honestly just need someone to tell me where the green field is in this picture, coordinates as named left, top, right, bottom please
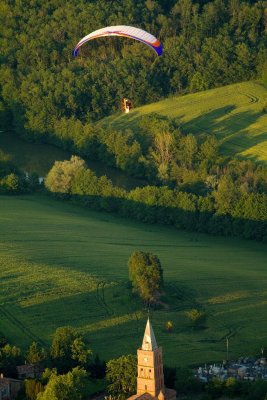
left=100, top=81, right=267, bottom=163
left=0, top=195, right=267, bottom=367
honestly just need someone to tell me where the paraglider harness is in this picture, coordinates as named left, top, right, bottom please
left=121, top=98, right=133, bottom=113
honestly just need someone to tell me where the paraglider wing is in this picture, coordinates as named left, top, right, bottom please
left=74, top=25, right=163, bottom=57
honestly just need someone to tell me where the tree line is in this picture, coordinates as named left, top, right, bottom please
left=0, top=154, right=39, bottom=194
left=44, top=154, right=267, bottom=242
left=1, top=118, right=267, bottom=243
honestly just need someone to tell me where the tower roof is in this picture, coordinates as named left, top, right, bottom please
left=141, top=318, right=158, bottom=351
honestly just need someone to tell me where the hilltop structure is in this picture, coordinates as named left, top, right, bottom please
left=128, top=319, right=176, bottom=400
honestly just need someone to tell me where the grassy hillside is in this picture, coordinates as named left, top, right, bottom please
left=100, top=81, right=267, bottom=163
left=0, top=195, right=267, bottom=366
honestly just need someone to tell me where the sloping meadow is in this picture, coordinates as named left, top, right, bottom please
left=0, top=195, right=267, bottom=365
left=100, top=82, right=267, bottom=163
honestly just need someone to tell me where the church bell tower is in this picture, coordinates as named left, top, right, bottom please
left=127, top=318, right=176, bottom=400
left=137, top=318, right=164, bottom=397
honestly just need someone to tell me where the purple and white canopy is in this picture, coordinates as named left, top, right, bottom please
left=74, top=25, right=163, bottom=57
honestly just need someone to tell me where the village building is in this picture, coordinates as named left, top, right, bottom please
left=0, top=374, right=22, bottom=400
left=128, top=318, right=176, bottom=400
left=16, top=363, right=43, bottom=380
left=196, top=357, right=267, bottom=383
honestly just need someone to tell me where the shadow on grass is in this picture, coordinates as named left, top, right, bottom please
left=10, top=283, right=145, bottom=347
left=163, top=282, right=199, bottom=311
left=182, top=106, right=267, bottom=160
left=65, top=193, right=267, bottom=243
left=13, top=262, right=202, bottom=348
left=101, top=109, right=142, bottom=131
left=105, top=105, right=267, bottom=162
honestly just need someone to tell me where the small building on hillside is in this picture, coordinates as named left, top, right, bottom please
left=0, top=374, right=22, bottom=400
left=127, top=318, right=176, bottom=400
left=16, top=363, right=43, bottom=380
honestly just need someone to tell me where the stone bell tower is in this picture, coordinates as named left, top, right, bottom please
left=128, top=318, right=176, bottom=400
left=137, top=318, right=164, bottom=397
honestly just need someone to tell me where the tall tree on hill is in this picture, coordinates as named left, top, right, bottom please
left=128, top=251, right=163, bottom=303
left=213, top=175, right=239, bottom=215
left=106, top=354, right=137, bottom=399
left=50, top=327, right=92, bottom=373
left=0, top=344, right=22, bottom=377
left=26, top=341, right=47, bottom=364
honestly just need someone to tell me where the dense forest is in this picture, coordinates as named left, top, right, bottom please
left=0, top=0, right=267, bottom=242
left=0, top=0, right=266, bottom=128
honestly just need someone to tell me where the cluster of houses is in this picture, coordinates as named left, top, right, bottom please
left=196, top=357, right=267, bottom=383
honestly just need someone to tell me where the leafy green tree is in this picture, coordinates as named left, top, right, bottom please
left=25, top=379, right=44, bottom=400
left=179, top=134, right=198, bottom=169
left=26, top=342, right=47, bottom=365
left=189, top=72, right=208, bottom=92
left=50, top=327, right=91, bottom=372
left=45, top=156, right=86, bottom=194
left=165, top=321, right=174, bottom=332
left=1, top=173, right=20, bottom=192
left=200, top=136, right=219, bottom=162
left=71, top=338, right=92, bottom=366
left=100, top=129, right=142, bottom=175
left=0, top=343, right=22, bottom=376
left=224, top=376, right=242, bottom=397
left=51, top=327, right=79, bottom=360
left=41, top=368, right=58, bottom=383
left=37, top=368, right=88, bottom=400
left=150, top=131, right=175, bottom=181
left=106, top=355, right=137, bottom=399
left=128, top=251, right=163, bottom=303
left=206, top=377, right=224, bottom=398
left=185, top=308, right=207, bottom=328
left=213, top=175, right=239, bottom=215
